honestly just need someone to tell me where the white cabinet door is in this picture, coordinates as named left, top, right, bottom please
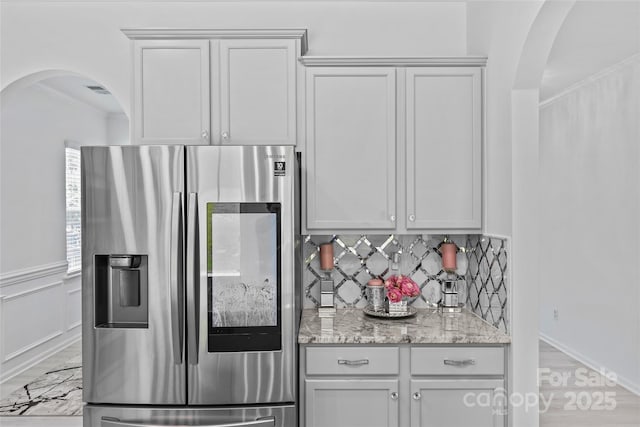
left=305, top=379, right=399, bottom=427
left=133, top=40, right=210, bottom=145
left=305, top=68, right=396, bottom=230
left=405, top=67, right=482, bottom=229
left=410, top=379, right=505, bottom=427
left=218, top=39, right=296, bottom=145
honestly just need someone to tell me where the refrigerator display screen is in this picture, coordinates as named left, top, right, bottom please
left=207, top=202, right=281, bottom=352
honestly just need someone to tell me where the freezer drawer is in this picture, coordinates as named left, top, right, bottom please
left=84, top=405, right=296, bottom=427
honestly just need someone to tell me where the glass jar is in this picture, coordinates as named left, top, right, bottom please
left=366, top=278, right=385, bottom=312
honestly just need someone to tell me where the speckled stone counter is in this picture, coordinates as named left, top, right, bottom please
left=298, top=308, right=511, bottom=344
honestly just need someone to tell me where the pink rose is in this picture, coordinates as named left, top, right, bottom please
left=400, top=281, right=415, bottom=296
left=397, top=277, right=420, bottom=297
left=387, top=287, right=403, bottom=303
left=385, top=275, right=397, bottom=290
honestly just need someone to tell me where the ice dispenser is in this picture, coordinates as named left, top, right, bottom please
left=94, top=255, right=148, bottom=328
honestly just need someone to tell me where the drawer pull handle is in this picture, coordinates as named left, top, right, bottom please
left=337, top=358, right=370, bottom=366
left=444, top=359, right=476, bottom=367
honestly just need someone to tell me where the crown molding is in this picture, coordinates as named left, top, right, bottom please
left=299, top=56, right=487, bottom=67
left=122, top=28, right=308, bottom=55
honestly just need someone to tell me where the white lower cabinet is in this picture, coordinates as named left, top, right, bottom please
left=305, top=379, right=399, bottom=427
left=301, top=345, right=507, bottom=427
left=410, top=379, right=505, bottom=427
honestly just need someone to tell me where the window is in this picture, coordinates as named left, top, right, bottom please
left=65, top=144, right=81, bottom=273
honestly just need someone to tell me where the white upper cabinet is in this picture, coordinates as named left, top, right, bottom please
left=127, top=30, right=306, bottom=146
left=133, top=40, right=211, bottom=145
left=305, top=67, right=397, bottom=230
left=302, top=58, right=484, bottom=233
left=405, top=67, right=482, bottom=229
left=218, top=39, right=297, bottom=145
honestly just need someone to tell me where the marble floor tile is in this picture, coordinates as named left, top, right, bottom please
left=0, top=341, right=81, bottom=400
left=0, top=355, right=82, bottom=416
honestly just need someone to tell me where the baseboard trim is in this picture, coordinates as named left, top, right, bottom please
left=0, top=333, right=81, bottom=385
left=540, top=333, right=640, bottom=396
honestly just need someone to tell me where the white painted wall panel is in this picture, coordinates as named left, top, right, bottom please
left=539, top=56, right=640, bottom=393
left=1, top=281, right=64, bottom=362
left=66, top=284, right=82, bottom=331
left=0, top=266, right=82, bottom=383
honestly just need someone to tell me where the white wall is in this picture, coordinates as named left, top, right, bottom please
left=467, top=3, right=547, bottom=425
left=1, top=83, right=108, bottom=271
left=467, top=0, right=544, bottom=237
left=539, top=56, right=640, bottom=393
left=0, top=82, right=109, bottom=384
left=107, top=112, right=130, bottom=145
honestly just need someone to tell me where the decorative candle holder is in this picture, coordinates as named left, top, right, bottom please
left=441, top=241, right=457, bottom=272
left=318, top=243, right=336, bottom=317
left=366, top=278, right=385, bottom=312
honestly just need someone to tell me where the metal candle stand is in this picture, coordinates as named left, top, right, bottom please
left=318, top=242, right=336, bottom=317
left=439, top=240, right=462, bottom=313
left=440, top=277, right=462, bottom=313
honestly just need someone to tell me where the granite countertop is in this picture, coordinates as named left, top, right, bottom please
left=298, top=308, right=511, bottom=345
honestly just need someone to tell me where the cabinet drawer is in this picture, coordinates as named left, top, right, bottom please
left=306, top=346, right=399, bottom=376
left=411, top=346, right=504, bottom=376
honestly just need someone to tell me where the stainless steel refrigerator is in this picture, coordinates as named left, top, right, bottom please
left=81, top=145, right=300, bottom=427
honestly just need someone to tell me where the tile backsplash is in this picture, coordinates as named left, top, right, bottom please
left=303, top=234, right=509, bottom=334
left=466, top=235, right=509, bottom=333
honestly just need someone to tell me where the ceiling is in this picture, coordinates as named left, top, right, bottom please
left=541, top=0, right=640, bottom=102
left=38, top=75, right=124, bottom=114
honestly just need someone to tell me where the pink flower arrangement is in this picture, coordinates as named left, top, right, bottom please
left=384, top=274, right=421, bottom=303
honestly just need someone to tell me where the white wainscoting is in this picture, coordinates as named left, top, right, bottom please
left=0, top=261, right=81, bottom=384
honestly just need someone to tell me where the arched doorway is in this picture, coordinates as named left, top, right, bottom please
left=0, top=70, right=128, bottom=415
left=512, top=1, right=640, bottom=425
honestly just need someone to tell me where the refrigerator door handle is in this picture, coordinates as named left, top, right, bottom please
left=170, top=192, right=184, bottom=365
left=102, top=416, right=276, bottom=427
left=187, top=192, right=199, bottom=365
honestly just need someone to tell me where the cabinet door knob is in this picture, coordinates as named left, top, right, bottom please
left=201, top=130, right=209, bottom=140
left=221, top=131, right=229, bottom=140
left=390, top=215, right=396, bottom=222
left=390, top=392, right=399, bottom=401
left=412, top=392, right=421, bottom=400
left=408, top=214, right=416, bottom=222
